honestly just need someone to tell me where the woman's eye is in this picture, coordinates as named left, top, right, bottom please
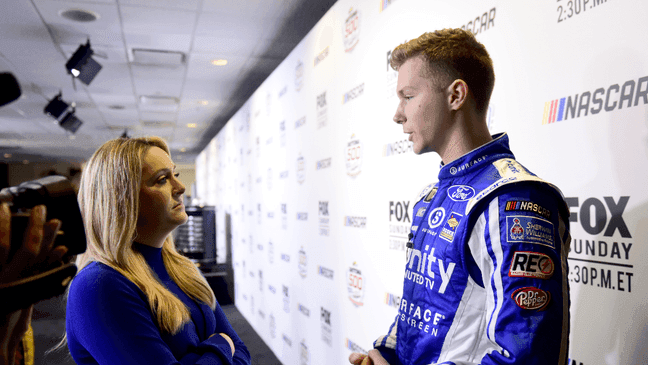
left=174, top=173, right=180, bottom=178
left=157, top=177, right=168, bottom=184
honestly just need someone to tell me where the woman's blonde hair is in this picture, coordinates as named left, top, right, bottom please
left=75, top=136, right=215, bottom=333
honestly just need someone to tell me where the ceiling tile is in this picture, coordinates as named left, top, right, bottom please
left=33, top=1, right=124, bottom=48
left=120, top=6, right=196, bottom=34
left=192, top=35, right=257, bottom=56
left=185, top=53, right=247, bottom=82
left=201, top=0, right=283, bottom=18
left=119, top=0, right=200, bottom=11
left=195, top=11, right=273, bottom=40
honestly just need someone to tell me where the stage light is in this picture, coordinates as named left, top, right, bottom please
left=43, top=93, right=83, bottom=134
left=65, top=40, right=102, bottom=85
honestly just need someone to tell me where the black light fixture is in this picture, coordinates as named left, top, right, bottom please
left=65, top=40, right=102, bottom=85
left=44, top=93, right=83, bottom=134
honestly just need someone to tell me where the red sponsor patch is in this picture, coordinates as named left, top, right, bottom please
left=509, top=251, right=554, bottom=279
left=512, top=287, right=551, bottom=311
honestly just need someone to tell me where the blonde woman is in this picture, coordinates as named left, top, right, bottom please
left=65, top=137, right=250, bottom=364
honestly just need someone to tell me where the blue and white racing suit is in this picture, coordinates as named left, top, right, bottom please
left=374, top=133, right=571, bottom=365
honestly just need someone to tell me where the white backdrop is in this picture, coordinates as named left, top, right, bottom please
left=195, top=1, right=648, bottom=364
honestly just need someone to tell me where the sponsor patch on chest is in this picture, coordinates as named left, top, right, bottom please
left=447, top=185, right=475, bottom=202
left=509, top=251, right=554, bottom=279
left=506, top=216, right=555, bottom=249
left=439, top=212, right=463, bottom=243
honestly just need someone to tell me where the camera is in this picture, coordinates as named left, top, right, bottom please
left=0, top=175, right=86, bottom=312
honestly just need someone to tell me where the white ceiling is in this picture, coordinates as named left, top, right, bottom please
left=0, top=0, right=335, bottom=164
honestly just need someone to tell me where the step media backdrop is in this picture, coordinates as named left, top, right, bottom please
left=194, top=1, right=648, bottom=364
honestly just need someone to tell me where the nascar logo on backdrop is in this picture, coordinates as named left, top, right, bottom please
left=347, top=262, right=365, bottom=307
left=343, top=7, right=360, bottom=52
left=542, top=75, right=648, bottom=125
left=345, top=134, right=363, bottom=176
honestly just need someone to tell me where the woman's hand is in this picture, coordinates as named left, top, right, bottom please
left=219, top=333, right=235, bottom=356
left=209, top=332, right=235, bottom=357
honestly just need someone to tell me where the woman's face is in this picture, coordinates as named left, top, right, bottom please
left=137, top=146, right=188, bottom=236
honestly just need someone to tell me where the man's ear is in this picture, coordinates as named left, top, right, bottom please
left=448, top=79, right=469, bottom=111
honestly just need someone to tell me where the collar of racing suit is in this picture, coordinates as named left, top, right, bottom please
left=438, top=132, right=513, bottom=180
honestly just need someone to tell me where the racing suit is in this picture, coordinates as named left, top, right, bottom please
left=374, top=133, right=571, bottom=365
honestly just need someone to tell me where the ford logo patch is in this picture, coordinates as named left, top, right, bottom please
left=447, top=185, right=476, bottom=202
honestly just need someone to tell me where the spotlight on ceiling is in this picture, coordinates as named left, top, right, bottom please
left=43, top=93, right=83, bottom=134
left=65, top=40, right=102, bottom=85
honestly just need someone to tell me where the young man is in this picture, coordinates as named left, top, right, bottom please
left=349, top=29, right=571, bottom=365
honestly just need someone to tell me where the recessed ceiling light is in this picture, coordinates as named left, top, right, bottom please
left=211, top=59, right=228, bottom=66
left=22, top=160, right=29, bottom=165
left=198, top=100, right=209, bottom=105
left=187, top=123, right=197, bottom=128
left=59, top=9, right=99, bottom=22
left=180, top=148, right=187, bottom=152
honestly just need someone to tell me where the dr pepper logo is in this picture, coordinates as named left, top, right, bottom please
left=512, top=287, right=550, bottom=311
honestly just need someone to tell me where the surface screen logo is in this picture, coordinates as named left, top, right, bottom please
left=542, top=75, right=648, bottom=125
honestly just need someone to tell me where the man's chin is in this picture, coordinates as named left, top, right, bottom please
left=414, top=145, right=434, bottom=155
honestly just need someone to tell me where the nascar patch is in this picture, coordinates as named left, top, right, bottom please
left=439, top=212, right=463, bottom=243
left=505, top=200, right=551, bottom=220
left=506, top=215, right=555, bottom=249
left=512, top=287, right=551, bottom=311
left=509, top=251, right=554, bottom=279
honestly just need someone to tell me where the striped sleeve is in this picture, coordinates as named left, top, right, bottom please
left=460, top=186, right=570, bottom=365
